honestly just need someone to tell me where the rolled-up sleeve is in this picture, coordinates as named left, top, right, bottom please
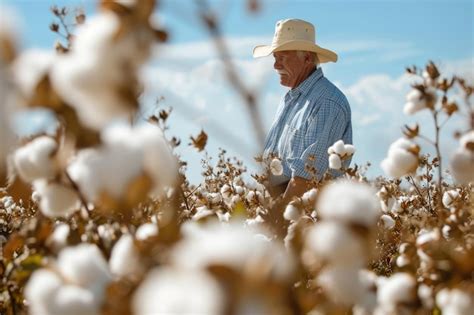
left=287, top=99, right=348, bottom=180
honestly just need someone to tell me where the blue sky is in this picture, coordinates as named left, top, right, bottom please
left=2, top=0, right=473, bottom=183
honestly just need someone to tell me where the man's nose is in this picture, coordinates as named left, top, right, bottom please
left=274, top=60, right=281, bottom=70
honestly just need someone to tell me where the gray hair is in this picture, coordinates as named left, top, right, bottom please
left=296, top=51, right=320, bottom=67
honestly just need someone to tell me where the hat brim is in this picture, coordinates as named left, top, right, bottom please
left=252, top=40, right=338, bottom=63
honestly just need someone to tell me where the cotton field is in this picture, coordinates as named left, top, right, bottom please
left=0, top=1, right=473, bottom=315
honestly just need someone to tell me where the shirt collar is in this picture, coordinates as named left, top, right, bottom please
left=287, top=67, right=324, bottom=100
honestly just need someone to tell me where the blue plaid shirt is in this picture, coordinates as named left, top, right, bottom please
left=264, top=67, right=352, bottom=184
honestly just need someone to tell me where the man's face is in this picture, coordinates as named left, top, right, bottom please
left=273, top=51, right=308, bottom=88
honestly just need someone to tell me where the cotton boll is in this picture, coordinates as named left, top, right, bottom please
left=283, top=204, right=301, bottom=221
left=135, top=223, right=158, bottom=241
left=332, top=140, right=346, bottom=155
left=51, top=285, right=100, bottom=315
left=25, top=269, right=62, bottom=315
left=47, top=223, right=70, bottom=251
left=57, top=244, right=111, bottom=300
left=436, top=288, right=473, bottom=315
left=418, top=284, right=434, bottom=309
left=377, top=273, right=416, bottom=313
left=380, top=214, right=395, bottom=230
left=12, top=49, right=55, bottom=100
left=109, top=234, right=144, bottom=279
left=33, top=180, right=80, bottom=218
left=270, top=158, right=283, bottom=176
left=301, top=188, right=317, bottom=205
left=416, top=229, right=440, bottom=247
left=13, top=136, right=58, bottom=182
left=344, top=144, right=356, bottom=156
left=442, top=189, right=460, bottom=208
left=220, top=184, right=232, bottom=199
left=318, top=265, right=363, bottom=305
left=246, top=215, right=264, bottom=226
left=172, top=221, right=294, bottom=281
left=67, top=145, right=143, bottom=203
left=317, top=180, right=380, bottom=227
left=381, top=138, right=419, bottom=178
left=403, top=89, right=427, bottom=115
left=449, top=148, right=474, bottom=184
left=328, top=153, right=342, bottom=170
left=305, top=221, right=366, bottom=265
left=132, top=267, right=224, bottom=315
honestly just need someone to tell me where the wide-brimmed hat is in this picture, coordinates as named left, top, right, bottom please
left=253, top=18, right=338, bottom=63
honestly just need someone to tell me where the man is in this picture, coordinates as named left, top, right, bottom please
left=253, top=18, right=352, bottom=202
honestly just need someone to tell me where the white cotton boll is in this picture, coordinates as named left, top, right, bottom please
left=317, top=180, right=380, bottom=227
left=109, top=234, right=144, bottom=278
left=135, top=223, right=158, bottom=241
left=13, top=136, right=58, bottom=182
left=318, top=265, right=363, bottom=305
left=270, top=158, right=283, bottom=176
left=50, top=12, right=151, bottom=130
left=132, top=267, right=224, bottom=315
left=381, top=138, right=419, bottom=178
left=396, top=254, right=410, bottom=268
left=327, top=145, right=335, bottom=155
left=67, top=145, right=143, bottom=203
left=442, top=225, right=451, bottom=239
left=449, top=149, right=474, bottom=184
left=220, top=184, right=232, bottom=199
left=47, top=223, right=70, bottom=251
left=377, top=273, right=416, bottom=312
left=380, top=214, right=395, bottom=229
left=57, top=244, right=111, bottom=300
left=344, top=144, right=356, bottom=156
left=416, top=229, right=440, bottom=246
left=301, top=188, right=318, bottom=205
left=234, top=186, right=244, bottom=195
left=328, top=153, right=342, bottom=170
left=246, top=214, right=264, bottom=226
left=404, top=89, right=425, bottom=115
left=332, top=140, right=346, bottom=155
left=192, top=206, right=214, bottom=221
left=305, top=221, right=366, bottom=266
left=51, top=285, right=100, bottom=315
left=283, top=204, right=301, bottom=221
left=418, top=284, right=434, bottom=309
left=172, top=221, right=294, bottom=281
left=12, top=49, right=55, bottom=100
left=132, top=124, right=178, bottom=190
left=355, top=270, right=378, bottom=314
left=246, top=190, right=256, bottom=203
left=33, top=180, right=80, bottom=218
left=102, top=124, right=177, bottom=193
left=25, top=269, right=62, bottom=315
left=436, top=288, right=473, bottom=315
left=442, top=189, right=460, bottom=208
left=216, top=211, right=231, bottom=222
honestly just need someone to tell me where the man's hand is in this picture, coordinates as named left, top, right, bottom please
left=282, top=176, right=312, bottom=203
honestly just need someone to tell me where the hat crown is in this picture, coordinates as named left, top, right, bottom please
left=273, top=19, right=315, bottom=47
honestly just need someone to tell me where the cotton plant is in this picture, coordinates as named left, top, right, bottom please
left=25, top=244, right=111, bottom=315
left=302, top=179, right=382, bottom=312
left=449, top=130, right=474, bottom=184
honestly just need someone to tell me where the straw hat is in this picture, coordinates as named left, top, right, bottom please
left=253, top=18, right=338, bottom=63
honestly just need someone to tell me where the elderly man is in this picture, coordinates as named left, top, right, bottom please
left=253, top=18, right=352, bottom=201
